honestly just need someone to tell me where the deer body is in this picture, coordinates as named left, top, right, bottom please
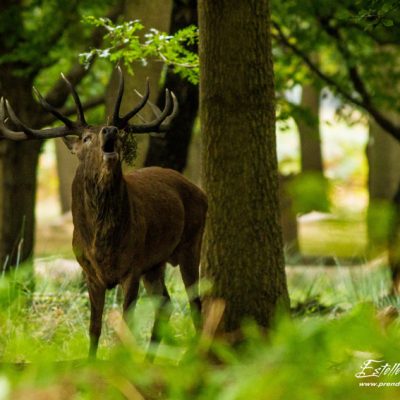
left=73, top=163, right=207, bottom=356
left=0, top=68, right=207, bottom=358
left=72, top=165, right=207, bottom=288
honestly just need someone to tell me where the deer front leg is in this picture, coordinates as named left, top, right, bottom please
left=87, top=281, right=106, bottom=359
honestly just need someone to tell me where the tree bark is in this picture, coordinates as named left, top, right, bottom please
left=199, top=0, right=290, bottom=332
left=0, top=72, right=42, bottom=267
left=0, top=141, right=42, bottom=267
left=144, top=0, right=198, bottom=172
left=0, top=0, right=42, bottom=268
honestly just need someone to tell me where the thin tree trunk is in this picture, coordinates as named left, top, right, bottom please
left=185, top=131, right=202, bottom=185
left=199, top=0, right=290, bottom=332
left=279, top=174, right=299, bottom=255
left=293, top=84, right=329, bottom=212
left=55, top=139, right=79, bottom=213
left=144, top=0, right=198, bottom=172
left=296, top=84, right=324, bottom=173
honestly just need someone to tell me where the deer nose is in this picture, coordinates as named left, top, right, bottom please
left=100, top=126, right=118, bottom=139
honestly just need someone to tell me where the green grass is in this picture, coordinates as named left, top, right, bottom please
left=0, top=260, right=398, bottom=398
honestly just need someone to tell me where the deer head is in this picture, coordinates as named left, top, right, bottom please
left=0, top=67, right=178, bottom=176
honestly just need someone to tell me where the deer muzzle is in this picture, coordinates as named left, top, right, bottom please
left=100, top=126, right=118, bottom=161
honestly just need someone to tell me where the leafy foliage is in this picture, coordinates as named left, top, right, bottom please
left=80, top=16, right=303, bottom=121
left=0, top=0, right=115, bottom=75
left=81, top=17, right=199, bottom=84
left=271, top=0, right=400, bottom=117
left=119, top=130, right=138, bottom=166
left=82, top=2, right=400, bottom=125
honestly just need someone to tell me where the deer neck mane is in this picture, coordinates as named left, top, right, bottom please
left=74, top=163, right=130, bottom=250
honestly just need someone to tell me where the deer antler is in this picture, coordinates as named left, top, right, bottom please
left=0, top=76, right=88, bottom=141
left=111, top=66, right=178, bottom=136
left=0, top=98, right=31, bottom=141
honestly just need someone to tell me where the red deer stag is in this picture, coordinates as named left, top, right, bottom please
left=0, top=67, right=207, bottom=358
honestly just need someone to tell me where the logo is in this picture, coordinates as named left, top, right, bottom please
left=355, top=359, right=400, bottom=379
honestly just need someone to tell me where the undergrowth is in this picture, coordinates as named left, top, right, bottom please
left=0, top=261, right=398, bottom=399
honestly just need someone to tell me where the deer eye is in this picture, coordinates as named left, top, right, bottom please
left=83, top=135, right=92, bottom=144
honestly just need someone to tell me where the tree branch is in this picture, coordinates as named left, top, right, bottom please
left=272, top=21, right=400, bottom=142
left=38, top=0, right=123, bottom=117
left=29, top=6, right=80, bottom=75
left=40, top=95, right=104, bottom=126
left=318, top=17, right=400, bottom=142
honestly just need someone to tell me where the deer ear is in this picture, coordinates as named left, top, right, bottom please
left=62, top=136, right=80, bottom=154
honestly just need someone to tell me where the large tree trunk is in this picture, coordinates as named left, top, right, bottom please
left=144, top=0, right=198, bottom=173
left=0, top=2, right=40, bottom=268
left=199, top=0, right=290, bottom=332
left=0, top=141, right=41, bottom=267
left=367, top=116, right=400, bottom=254
left=0, top=74, right=41, bottom=268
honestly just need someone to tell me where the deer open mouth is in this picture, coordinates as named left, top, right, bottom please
left=102, top=136, right=118, bottom=160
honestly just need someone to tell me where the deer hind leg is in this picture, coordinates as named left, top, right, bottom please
left=121, top=274, right=140, bottom=320
left=178, top=235, right=202, bottom=328
left=142, top=263, right=171, bottom=359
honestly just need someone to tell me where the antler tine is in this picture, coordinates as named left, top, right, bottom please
left=0, top=98, right=29, bottom=141
left=33, top=86, right=75, bottom=128
left=124, top=89, right=178, bottom=134
left=134, top=90, right=179, bottom=133
left=112, top=68, right=151, bottom=128
left=119, top=77, right=150, bottom=125
left=112, top=66, right=125, bottom=127
left=134, top=87, right=160, bottom=117
left=158, top=91, right=179, bottom=130
left=61, top=73, right=87, bottom=126
left=4, top=99, right=75, bottom=140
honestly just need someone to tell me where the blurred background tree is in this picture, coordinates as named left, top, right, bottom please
left=0, top=0, right=123, bottom=269
left=272, top=0, right=400, bottom=259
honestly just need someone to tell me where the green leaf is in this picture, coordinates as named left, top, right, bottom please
left=383, top=18, right=394, bottom=27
